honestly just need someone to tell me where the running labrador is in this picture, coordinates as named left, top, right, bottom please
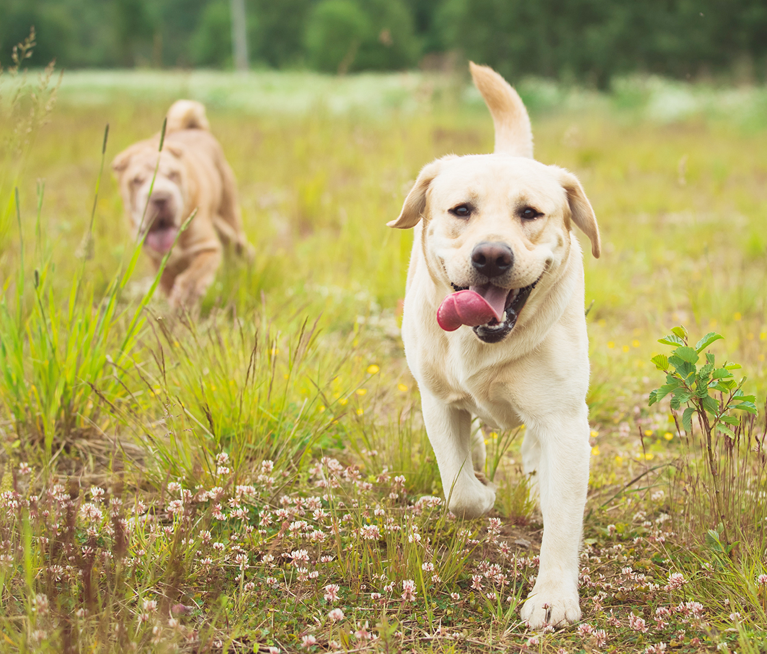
left=389, top=63, right=601, bottom=629
left=112, top=100, right=252, bottom=308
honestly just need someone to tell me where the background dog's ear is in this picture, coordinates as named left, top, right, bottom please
left=388, top=156, right=455, bottom=229
left=556, top=167, right=601, bottom=258
left=164, top=142, right=185, bottom=158
left=111, top=148, right=134, bottom=174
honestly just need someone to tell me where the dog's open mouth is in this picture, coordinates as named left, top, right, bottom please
left=437, top=277, right=541, bottom=343
left=144, top=218, right=179, bottom=254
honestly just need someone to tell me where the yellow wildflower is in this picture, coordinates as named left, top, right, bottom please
left=367, top=364, right=380, bottom=375
left=397, top=383, right=408, bottom=392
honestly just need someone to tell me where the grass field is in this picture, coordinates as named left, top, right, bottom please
left=1, top=65, right=766, bottom=653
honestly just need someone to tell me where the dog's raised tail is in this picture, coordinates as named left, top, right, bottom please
left=165, top=99, right=210, bottom=133
left=469, top=62, right=533, bottom=158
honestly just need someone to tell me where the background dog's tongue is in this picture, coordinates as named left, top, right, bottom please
left=145, top=227, right=179, bottom=254
left=437, top=287, right=507, bottom=331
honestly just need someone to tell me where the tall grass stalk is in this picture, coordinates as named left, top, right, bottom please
left=0, top=121, right=193, bottom=464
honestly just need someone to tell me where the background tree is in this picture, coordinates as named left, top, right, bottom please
left=1, top=0, right=766, bottom=81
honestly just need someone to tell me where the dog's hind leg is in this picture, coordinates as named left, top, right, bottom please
left=421, top=391, right=496, bottom=519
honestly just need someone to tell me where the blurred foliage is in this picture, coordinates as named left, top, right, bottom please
left=305, top=0, right=417, bottom=73
left=1, top=0, right=767, bottom=80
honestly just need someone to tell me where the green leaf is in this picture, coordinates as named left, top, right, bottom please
left=674, top=346, right=699, bottom=364
left=725, top=363, right=742, bottom=370
left=651, top=354, right=669, bottom=371
left=671, top=326, right=688, bottom=339
left=698, top=361, right=714, bottom=379
left=705, top=529, right=721, bottom=547
left=651, top=382, right=681, bottom=404
left=658, top=334, right=685, bottom=347
left=701, top=394, right=719, bottom=415
left=720, top=415, right=739, bottom=426
left=711, top=368, right=732, bottom=379
left=734, top=401, right=757, bottom=415
left=710, top=379, right=737, bottom=393
left=682, top=407, right=695, bottom=432
left=716, top=424, right=736, bottom=438
left=669, top=357, right=695, bottom=379
left=695, top=332, right=723, bottom=353
left=671, top=389, right=693, bottom=403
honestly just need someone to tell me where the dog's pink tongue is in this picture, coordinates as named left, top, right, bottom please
left=436, top=286, right=508, bottom=332
left=145, top=227, right=179, bottom=254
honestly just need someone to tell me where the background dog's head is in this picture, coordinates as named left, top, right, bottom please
left=112, top=141, right=189, bottom=257
left=389, top=63, right=600, bottom=343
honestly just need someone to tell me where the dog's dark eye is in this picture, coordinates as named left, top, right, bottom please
left=520, top=206, right=543, bottom=220
left=168, top=171, right=181, bottom=182
left=131, top=176, right=144, bottom=186
left=449, top=204, right=472, bottom=219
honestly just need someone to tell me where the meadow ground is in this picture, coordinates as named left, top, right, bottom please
left=0, top=65, right=766, bottom=652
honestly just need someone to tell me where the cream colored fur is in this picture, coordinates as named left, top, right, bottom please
left=112, top=100, right=252, bottom=308
left=390, top=63, right=601, bottom=629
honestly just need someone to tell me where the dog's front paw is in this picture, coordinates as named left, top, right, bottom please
left=447, top=476, right=496, bottom=519
left=169, top=281, right=203, bottom=310
left=520, top=584, right=580, bottom=629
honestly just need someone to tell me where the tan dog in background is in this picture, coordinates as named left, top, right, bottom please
left=390, top=63, right=601, bottom=628
left=112, top=100, right=252, bottom=308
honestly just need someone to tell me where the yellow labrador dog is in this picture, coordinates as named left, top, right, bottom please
left=112, top=100, right=252, bottom=308
left=389, top=63, right=600, bottom=629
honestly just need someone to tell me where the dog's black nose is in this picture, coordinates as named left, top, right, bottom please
left=471, top=242, right=513, bottom=277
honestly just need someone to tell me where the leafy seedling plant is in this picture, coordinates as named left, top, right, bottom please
left=648, top=326, right=757, bottom=556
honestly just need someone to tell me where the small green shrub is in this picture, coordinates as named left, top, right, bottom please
left=649, top=325, right=758, bottom=552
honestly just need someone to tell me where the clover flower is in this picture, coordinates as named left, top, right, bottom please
left=401, top=579, right=417, bottom=602
left=629, top=614, right=648, bottom=632
left=328, top=608, right=344, bottom=622
left=324, top=584, right=340, bottom=602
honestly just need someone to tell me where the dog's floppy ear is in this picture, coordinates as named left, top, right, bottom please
left=164, top=142, right=185, bottom=158
left=555, top=167, right=601, bottom=258
left=388, top=156, right=455, bottom=229
left=111, top=146, right=136, bottom=174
